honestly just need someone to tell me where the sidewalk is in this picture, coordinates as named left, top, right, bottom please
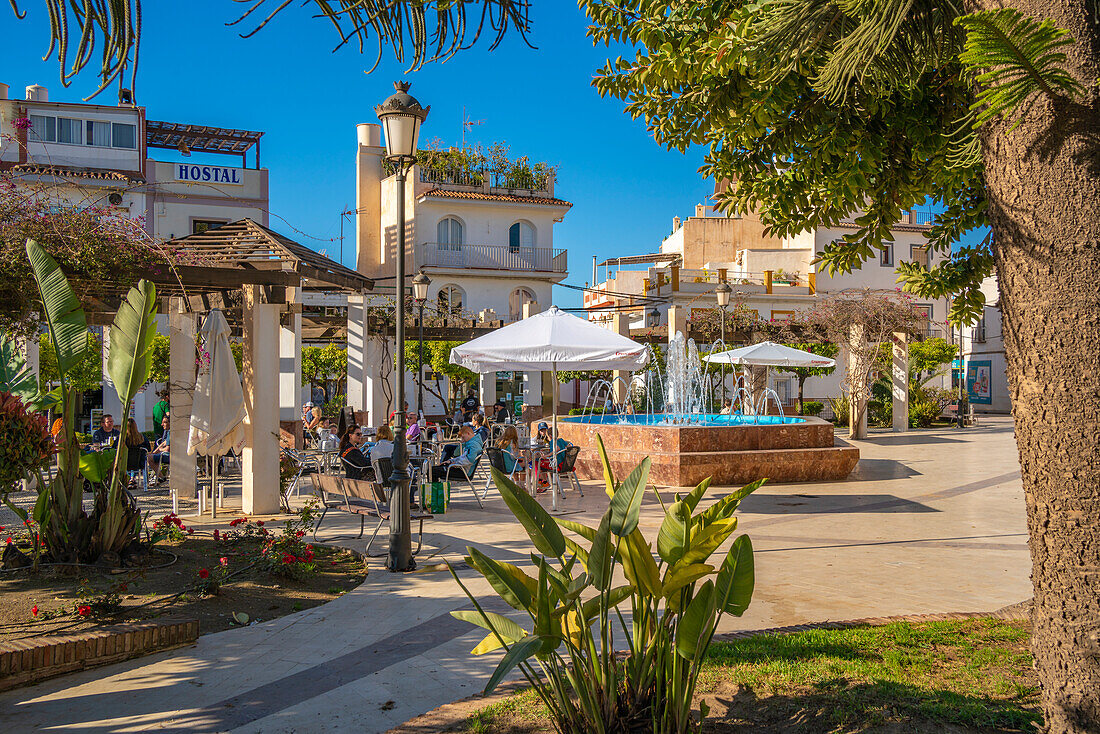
left=0, top=418, right=1030, bottom=732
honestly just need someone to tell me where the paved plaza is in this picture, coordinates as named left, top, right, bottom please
left=0, top=417, right=1030, bottom=733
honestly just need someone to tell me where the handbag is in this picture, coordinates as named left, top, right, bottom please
left=419, top=481, right=450, bottom=514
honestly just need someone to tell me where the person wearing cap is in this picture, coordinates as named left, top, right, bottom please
left=492, top=399, right=510, bottom=423
left=537, top=422, right=572, bottom=469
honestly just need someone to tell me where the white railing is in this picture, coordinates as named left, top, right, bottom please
left=419, top=242, right=567, bottom=273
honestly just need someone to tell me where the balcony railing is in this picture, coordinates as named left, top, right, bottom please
left=419, top=242, right=567, bottom=273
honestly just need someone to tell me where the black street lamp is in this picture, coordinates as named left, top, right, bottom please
left=716, top=281, right=731, bottom=408
left=412, top=269, right=431, bottom=423
left=376, top=81, right=429, bottom=573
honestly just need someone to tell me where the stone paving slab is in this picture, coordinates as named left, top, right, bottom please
left=0, top=418, right=1032, bottom=732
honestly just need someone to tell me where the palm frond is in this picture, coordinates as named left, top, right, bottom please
left=10, top=0, right=532, bottom=100
left=956, top=9, right=1085, bottom=128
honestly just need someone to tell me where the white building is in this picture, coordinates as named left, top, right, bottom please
left=351, top=122, right=571, bottom=423
left=0, top=82, right=268, bottom=239
left=586, top=195, right=953, bottom=410
left=958, top=277, right=1010, bottom=414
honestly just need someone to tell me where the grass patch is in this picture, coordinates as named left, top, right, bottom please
left=459, top=618, right=1039, bottom=733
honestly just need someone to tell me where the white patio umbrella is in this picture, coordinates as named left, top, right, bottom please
left=450, top=306, right=649, bottom=508
left=704, top=341, right=835, bottom=415
left=704, top=341, right=836, bottom=368
left=188, top=309, right=246, bottom=517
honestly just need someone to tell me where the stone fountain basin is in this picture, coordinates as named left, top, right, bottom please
left=557, top=416, right=859, bottom=488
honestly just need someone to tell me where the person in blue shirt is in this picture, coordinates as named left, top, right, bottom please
left=537, top=422, right=571, bottom=469
left=496, top=425, right=525, bottom=475
left=91, top=414, right=120, bottom=447
left=471, top=413, right=490, bottom=444
left=431, top=424, right=482, bottom=481
left=148, top=415, right=170, bottom=484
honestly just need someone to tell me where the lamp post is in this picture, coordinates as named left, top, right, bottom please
left=716, top=282, right=731, bottom=409
left=376, top=81, right=429, bottom=573
left=412, top=270, right=431, bottom=423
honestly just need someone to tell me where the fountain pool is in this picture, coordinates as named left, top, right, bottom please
left=556, top=332, right=860, bottom=487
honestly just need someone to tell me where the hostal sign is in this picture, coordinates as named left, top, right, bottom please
left=174, top=164, right=244, bottom=185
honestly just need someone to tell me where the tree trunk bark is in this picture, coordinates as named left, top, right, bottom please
left=977, top=1, right=1100, bottom=729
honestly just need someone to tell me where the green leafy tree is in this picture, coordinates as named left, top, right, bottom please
left=584, top=2, right=1100, bottom=724
left=38, top=331, right=102, bottom=393
left=403, top=340, right=478, bottom=414
left=778, top=343, right=839, bottom=415
left=301, top=343, right=348, bottom=399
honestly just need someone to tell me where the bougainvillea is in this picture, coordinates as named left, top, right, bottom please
left=0, top=391, right=54, bottom=498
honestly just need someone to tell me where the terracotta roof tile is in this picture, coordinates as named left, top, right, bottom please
left=420, top=187, right=572, bottom=208
left=8, top=163, right=144, bottom=184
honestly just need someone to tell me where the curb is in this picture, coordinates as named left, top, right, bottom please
left=385, top=600, right=1032, bottom=734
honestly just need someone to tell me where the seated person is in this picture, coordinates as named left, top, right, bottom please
left=471, top=413, right=490, bottom=444
left=492, top=400, right=510, bottom=423
left=302, top=402, right=322, bottom=433
left=92, top=414, right=120, bottom=448
left=536, top=422, right=572, bottom=471
left=431, top=424, right=483, bottom=481
left=124, top=418, right=151, bottom=476
left=719, top=398, right=734, bottom=415
left=148, top=415, right=171, bottom=483
left=496, top=425, right=525, bottom=475
left=339, top=424, right=372, bottom=480
left=370, top=425, right=394, bottom=481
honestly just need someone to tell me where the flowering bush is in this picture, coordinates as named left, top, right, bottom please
left=256, top=499, right=321, bottom=580
left=195, top=557, right=230, bottom=596
left=0, top=391, right=54, bottom=498
left=12, top=117, right=32, bottom=130
left=149, top=512, right=193, bottom=544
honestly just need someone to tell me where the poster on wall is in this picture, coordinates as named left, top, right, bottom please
left=967, top=360, right=993, bottom=405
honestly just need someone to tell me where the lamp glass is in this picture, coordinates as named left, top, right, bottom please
left=412, top=273, right=431, bottom=301
left=716, top=284, right=731, bottom=307
left=381, top=114, right=421, bottom=160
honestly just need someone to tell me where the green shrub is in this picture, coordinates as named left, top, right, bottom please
left=909, top=399, right=942, bottom=428
left=568, top=406, right=606, bottom=416
left=451, top=437, right=759, bottom=733
left=827, top=395, right=849, bottom=426
left=800, top=400, right=824, bottom=416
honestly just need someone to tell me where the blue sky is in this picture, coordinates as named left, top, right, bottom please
left=3, top=3, right=715, bottom=309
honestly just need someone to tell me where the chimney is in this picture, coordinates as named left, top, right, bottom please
left=0, top=83, right=8, bottom=100
left=356, top=123, right=381, bottom=147
left=694, top=204, right=707, bottom=218
left=25, top=84, right=47, bottom=102
left=672, top=216, right=681, bottom=230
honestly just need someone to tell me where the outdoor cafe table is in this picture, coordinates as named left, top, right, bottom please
left=519, top=439, right=551, bottom=496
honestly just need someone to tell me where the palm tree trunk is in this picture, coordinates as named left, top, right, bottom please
left=977, top=1, right=1100, bottom=729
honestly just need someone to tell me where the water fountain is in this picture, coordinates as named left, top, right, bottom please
left=558, top=332, right=860, bottom=486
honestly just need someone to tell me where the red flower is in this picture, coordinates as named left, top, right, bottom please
left=186, top=528, right=194, bottom=535
left=213, top=529, right=221, bottom=541
left=31, top=605, right=38, bottom=617
left=198, top=568, right=210, bottom=579
left=229, top=518, right=244, bottom=527
left=330, top=560, right=337, bottom=566
left=219, top=557, right=228, bottom=567
left=77, top=605, right=91, bottom=617
left=4, top=538, right=10, bottom=545
left=256, top=520, right=264, bottom=527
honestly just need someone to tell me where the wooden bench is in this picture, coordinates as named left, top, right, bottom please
left=310, top=474, right=433, bottom=558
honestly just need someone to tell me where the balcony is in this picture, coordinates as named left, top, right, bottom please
left=419, top=242, right=567, bottom=274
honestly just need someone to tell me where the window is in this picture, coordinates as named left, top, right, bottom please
left=192, top=219, right=228, bottom=234
left=880, top=243, right=894, bottom=267
left=86, top=120, right=111, bottom=147
left=58, top=118, right=82, bottom=144
left=910, top=245, right=929, bottom=269
left=438, top=284, right=465, bottom=316
left=111, top=123, right=137, bottom=149
left=437, top=217, right=464, bottom=251
left=29, top=115, right=56, bottom=142
left=914, top=304, right=933, bottom=338
left=770, top=310, right=795, bottom=321
left=508, top=220, right=536, bottom=252
left=509, top=287, right=536, bottom=319
left=972, top=316, right=987, bottom=343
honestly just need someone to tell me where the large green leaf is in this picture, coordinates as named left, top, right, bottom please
left=79, top=449, right=115, bottom=483
left=466, top=547, right=537, bottom=614
left=657, top=499, right=692, bottom=565
left=25, top=240, right=88, bottom=380
left=608, top=456, right=651, bottom=537
left=681, top=476, right=712, bottom=514
left=681, top=517, right=738, bottom=566
left=555, top=517, right=596, bottom=542
left=588, top=511, right=615, bottom=591
left=483, top=635, right=544, bottom=695
left=0, top=333, right=38, bottom=401
left=492, top=466, right=565, bottom=558
left=662, top=562, right=715, bottom=599
left=106, top=280, right=158, bottom=408
left=698, top=479, right=766, bottom=528
left=675, top=579, right=716, bottom=661
left=450, top=610, right=529, bottom=655
left=595, top=433, right=617, bottom=498
left=618, top=528, right=661, bottom=596
left=715, top=535, right=755, bottom=617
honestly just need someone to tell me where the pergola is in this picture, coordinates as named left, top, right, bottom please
left=59, top=218, right=374, bottom=516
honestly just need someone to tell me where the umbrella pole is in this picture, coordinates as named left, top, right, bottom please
left=551, top=363, right=559, bottom=513
left=210, top=454, right=217, bottom=519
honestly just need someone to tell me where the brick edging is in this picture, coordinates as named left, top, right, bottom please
left=386, top=601, right=1032, bottom=734
left=0, top=617, right=199, bottom=693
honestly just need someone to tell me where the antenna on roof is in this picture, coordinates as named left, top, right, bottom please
left=461, top=106, right=484, bottom=150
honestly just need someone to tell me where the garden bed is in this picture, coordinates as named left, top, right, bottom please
left=0, top=514, right=368, bottom=644
left=454, top=618, right=1039, bottom=733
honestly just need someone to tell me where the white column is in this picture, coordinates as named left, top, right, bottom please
left=279, top=304, right=302, bottom=446
left=100, top=328, right=124, bottom=424
left=168, top=301, right=196, bottom=505
left=347, top=292, right=367, bottom=421
left=847, top=323, right=868, bottom=440
left=479, top=372, right=496, bottom=410
left=20, top=335, right=39, bottom=388
left=241, top=285, right=281, bottom=516
left=364, top=336, right=389, bottom=428
left=132, top=387, right=150, bottom=432
left=521, top=301, right=543, bottom=418
left=891, top=331, right=909, bottom=432
left=667, top=304, right=688, bottom=341
left=611, top=312, right=631, bottom=403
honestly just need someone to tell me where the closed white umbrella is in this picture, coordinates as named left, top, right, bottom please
left=188, top=309, right=246, bottom=517
left=451, top=306, right=649, bottom=508
left=704, top=341, right=836, bottom=368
